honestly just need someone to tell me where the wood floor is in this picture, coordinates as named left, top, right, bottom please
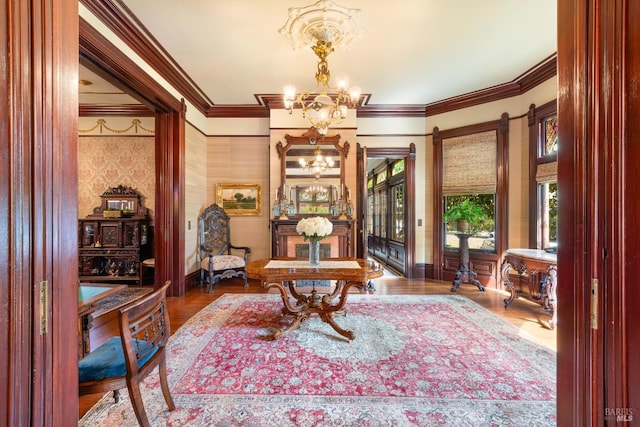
left=79, top=273, right=557, bottom=419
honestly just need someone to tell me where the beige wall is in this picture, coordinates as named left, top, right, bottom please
left=184, top=123, right=208, bottom=275
left=206, top=134, right=271, bottom=262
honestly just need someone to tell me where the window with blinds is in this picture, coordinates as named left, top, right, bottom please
left=442, top=131, right=497, bottom=251
left=442, top=131, right=497, bottom=196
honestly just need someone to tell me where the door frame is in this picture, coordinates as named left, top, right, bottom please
left=357, top=144, right=416, bottom=278
left=79, top=18, right=186, bottom=297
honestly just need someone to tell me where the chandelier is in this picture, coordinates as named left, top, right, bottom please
left=299, top=145, right=335, bottom=179
left=280, top=0, right=365, bottom=135
left=307, top=182, right=328, bottom=196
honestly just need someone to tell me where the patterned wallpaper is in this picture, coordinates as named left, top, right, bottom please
left=77, top=136, right=155, bottom=219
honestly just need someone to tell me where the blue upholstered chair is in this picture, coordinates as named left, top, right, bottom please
left=79, top=281, right=175, bottom=427
left=198, top=203, right=251, bottom=291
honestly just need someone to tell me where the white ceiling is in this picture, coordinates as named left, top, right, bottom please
left=79, top=0, right=557, bottom=108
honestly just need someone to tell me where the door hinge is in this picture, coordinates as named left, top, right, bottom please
left=591, top=278, right=598, bottom=329
left=39, top=280, right=48, bottom=334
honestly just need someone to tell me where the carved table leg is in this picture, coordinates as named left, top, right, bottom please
left=317, top=280, right=361, bottom=341
left=260, top=280, right=360, bottom=341
left=545, top=266, right=558, bottom=329
left=500, top=260, right=517, bottom=307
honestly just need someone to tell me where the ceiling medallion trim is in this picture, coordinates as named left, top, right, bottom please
left=279, top=0, right=366, bottom=51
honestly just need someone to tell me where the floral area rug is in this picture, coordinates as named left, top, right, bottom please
left=79, top=294, right=556, bottom=426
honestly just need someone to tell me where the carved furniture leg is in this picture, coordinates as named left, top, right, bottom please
left=546, top=266, right=558, bottom=329
left=316, top=280, right=360, bottom=341
left=500, top=260, right=517, bottom=306
left=262, top=281, right=311, bottom=340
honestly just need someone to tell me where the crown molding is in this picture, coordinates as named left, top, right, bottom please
left=80, top=0, right=557, bottom=120
left=207, top=105, right=270, bottom=118
left=79, top=104, right=154, bottom=117
left=80, top=0, right=212, bottom=115
left=357, top=104, right=426, bottom=118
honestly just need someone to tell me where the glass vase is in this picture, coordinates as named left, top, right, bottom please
left=308, top=239, right=321, bottom=265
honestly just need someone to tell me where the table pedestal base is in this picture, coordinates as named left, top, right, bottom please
left=451, top=264, right=485, bottom=292
left=261, top=280, right=363, bottom=341
left=451, top=233, right=485, bottom=293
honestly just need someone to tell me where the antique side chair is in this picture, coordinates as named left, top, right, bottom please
left=79, top=281, right=175, bottom=427
left=198, top=203, right=251, bottom=291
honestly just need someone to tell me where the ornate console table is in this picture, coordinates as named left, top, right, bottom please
left=246, top=257, right=382, bottom=341
left=500, top=248, right=558, bottom=329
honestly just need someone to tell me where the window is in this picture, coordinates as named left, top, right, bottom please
left=444, top=194, right=495, bottom=251
left=390, top=159, right=405, bottom=242
left=539, top=182, right=557, bottom=248
left=441, top=130, right=497, bottom=252
left=536, top=116, right=558, bottom=249
left=295, top=185, right=334, bottom=214
left=529, top=102, right=558, bottom=249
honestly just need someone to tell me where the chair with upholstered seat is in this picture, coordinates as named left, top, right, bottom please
left=199, top=203, right=251, bottom=291
left=79, top=281, right=175, bottom=427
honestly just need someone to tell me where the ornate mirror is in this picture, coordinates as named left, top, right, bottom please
left=275, top=127, right=351, bottom=217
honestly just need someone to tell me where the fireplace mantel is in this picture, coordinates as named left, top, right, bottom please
left=270, top=218, right=355, bottom=258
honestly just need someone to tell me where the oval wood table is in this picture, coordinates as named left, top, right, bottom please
left=246, top=257, right=383, bottom=341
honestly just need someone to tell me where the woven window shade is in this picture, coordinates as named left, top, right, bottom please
left=442, top=131, right=497, bottom=196
left=536, top=161, right=557, bottom=183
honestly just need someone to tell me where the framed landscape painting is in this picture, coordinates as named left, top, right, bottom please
left=215, top=183, right=262, bottom=216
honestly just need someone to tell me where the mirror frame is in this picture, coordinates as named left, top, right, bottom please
left=276, top=127, right=350, bottom=203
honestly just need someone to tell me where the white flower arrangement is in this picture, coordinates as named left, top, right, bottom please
left=296, top=216, right=333, bottom=243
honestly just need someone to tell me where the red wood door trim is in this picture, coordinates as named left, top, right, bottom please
left=79, top=19, right=186, bottom=297
left=361, top=146, right=416, bottom=278
left=555, top=0, right=640, bottom=424
left=1, top=0, right=80, bottom=424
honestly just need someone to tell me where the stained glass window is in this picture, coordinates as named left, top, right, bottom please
left=376, top=170, right=387, bottom=184
left=391, top=159, right=405, bottom=176
left=543, top=116, right=558, bottom=155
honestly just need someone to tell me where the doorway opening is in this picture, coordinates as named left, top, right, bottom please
left=357, top=144, right=415, bottom=278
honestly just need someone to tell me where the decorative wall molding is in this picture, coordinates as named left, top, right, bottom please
left=79, top=118, right=155, bottom=135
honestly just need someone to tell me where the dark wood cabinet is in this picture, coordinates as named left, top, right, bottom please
left=78, top=186, right=151, bottom=285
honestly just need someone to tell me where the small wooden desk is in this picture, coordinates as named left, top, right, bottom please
left=500, top=249, right=558, bottom=329
left=246, top=258, right=383, bottom=341
left=78, top=283, right=126, bottom=359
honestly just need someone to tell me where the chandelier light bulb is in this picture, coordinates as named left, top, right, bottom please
left=336, top=75, right=348, bottom=90
left=318, top=108, right=330, bottom=122
left=284, top=85, right=296, bottom=99
left=349, top=86, right=361, bottom=102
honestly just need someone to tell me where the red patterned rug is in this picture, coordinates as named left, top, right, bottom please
left=79, top=294, right=556, bottom=426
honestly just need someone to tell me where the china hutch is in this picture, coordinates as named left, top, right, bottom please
left=78, top=185, right=152, bottom=285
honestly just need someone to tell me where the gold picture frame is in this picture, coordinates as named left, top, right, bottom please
left=215, top=183, right=262, bottom=216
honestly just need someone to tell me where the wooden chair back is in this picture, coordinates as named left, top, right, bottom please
left=199, top=203, right=232, bottom=257
left=79, top=281, right=175, bottom=427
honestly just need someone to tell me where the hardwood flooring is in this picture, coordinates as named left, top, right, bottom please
left=79, top=273, right=557, bottom=419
